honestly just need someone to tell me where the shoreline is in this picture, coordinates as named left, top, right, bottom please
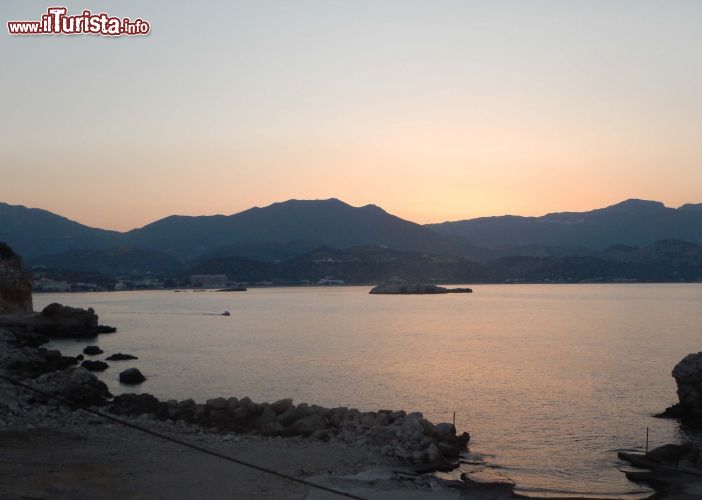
left=0, top=319, right=517, bottom=499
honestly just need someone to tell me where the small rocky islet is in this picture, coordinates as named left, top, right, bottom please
left=369, top=283, right=473, bottom=294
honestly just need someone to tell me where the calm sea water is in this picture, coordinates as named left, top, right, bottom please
left=36, top=285, right=702, bottom=498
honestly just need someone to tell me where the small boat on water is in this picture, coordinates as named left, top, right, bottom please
left=222, top=311, right=231, bottom=316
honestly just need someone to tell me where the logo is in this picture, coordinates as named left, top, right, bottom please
left=8, top=7, right=150, bottom=36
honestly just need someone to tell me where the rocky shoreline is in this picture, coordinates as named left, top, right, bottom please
left=0, top=315, right=510, bottom=498
left=615, top=352, right=702, bottom=497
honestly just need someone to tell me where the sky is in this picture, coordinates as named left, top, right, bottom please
left=1, top=1, right=701, bottom=231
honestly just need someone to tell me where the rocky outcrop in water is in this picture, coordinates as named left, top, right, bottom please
left=119, top=367, right=146, bottom=384
left=370, top=283, right=473, bottom=295
left=658, top=352, right=702, bottom=421
left=0, top=303, right=116, bottom=338
left=0, top=243, right=32, bottom=314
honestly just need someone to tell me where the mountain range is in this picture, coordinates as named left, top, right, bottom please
left=2, top=198, right=702, bottom=283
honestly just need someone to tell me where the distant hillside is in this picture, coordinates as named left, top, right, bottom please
left=31, top=248, right=182, bottom=277
left=428, top=199, right=702, bottom=250
left=198, top=240, right=323, bottom=262
left=187, top=239, right=702, bottom=284
left=188, top=246, right=485, bottom=284
left=484, top=239, right=702, bottom=283
left=0, top=202, right=121, bottom=258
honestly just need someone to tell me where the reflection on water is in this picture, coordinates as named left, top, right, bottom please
left=37, top=284, right=702, bottom=497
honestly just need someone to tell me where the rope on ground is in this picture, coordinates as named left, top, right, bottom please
left=0, top=373, right=364, bottom=500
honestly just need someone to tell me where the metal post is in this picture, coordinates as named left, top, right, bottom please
left=453, top=412, right=456, bottom=426
left=646, top=427, right=649, bottom=455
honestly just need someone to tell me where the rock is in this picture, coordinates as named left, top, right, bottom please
left=110, top=393, right=162, bottom=416
left=81, top=360, right=108, bottom=372
left=359, top=412, right=377, bottom=427
left=291, top=414, right=326, bottom=436
left=0, top=302, right=116, bottom=338
left=434, top=422, right=456, bottom=440
left=328, top=407, right=349, bottom=427
left=426, top=443, right=443, bottom=463
left=83, top=346, right=103, bottom=355
left=660, top=352, right=702, bottom=420
left=271, top=398, right=293, bottom=414
left=278, top=405, right=305, bottom=426
left=646, top=443, right=698, bottom=465
left=0, top=243, right=33, bottom=314
left=42, top=349, right=62, bottom=361
left=369, top=283, right=472, bottom=295
left=119, top=367, right=146, bottom=384
left=256, top=407, right=277, bottom=428
left=95, top=325, right=117, bottom=334
left=226, top=397, right=239, bottom=412
left=311, top=429, right=331, bottom=441
left=260, top=421, right=284, bottom=436
left=105, top=353, right=138, bottom=360
left=33, top=368, right=111, bottom=406
left=206, top=397, right=227, bottom=410
left=177, top=398, right=196, bottom=409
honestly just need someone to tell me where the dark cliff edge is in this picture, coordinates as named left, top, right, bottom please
left=0, top=242, right=33, bottom=314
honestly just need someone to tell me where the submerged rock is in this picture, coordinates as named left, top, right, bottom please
left=81, top=360, right=108, bottom=372
left=106, top=353, right=138, bottom=361
left=370, top=283, right=472, bottom=295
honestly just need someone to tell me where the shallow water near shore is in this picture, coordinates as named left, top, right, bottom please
left=37, top=284, right=702, bottom=498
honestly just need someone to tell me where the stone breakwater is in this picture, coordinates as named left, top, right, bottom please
left=0, top=323, right=470, bottom=471
left=111, top=393, right=470, bottom=469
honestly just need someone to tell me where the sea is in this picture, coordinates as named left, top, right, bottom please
left=36, top=284, right=702, bottom=498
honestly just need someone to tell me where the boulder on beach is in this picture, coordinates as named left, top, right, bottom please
left=119, top=367, right=146, bottom=384
left=32, top=368, right=112, bottom=406
left=369, top=283, right=473, bottom=295
left=106, top=353, right=138, bottom=361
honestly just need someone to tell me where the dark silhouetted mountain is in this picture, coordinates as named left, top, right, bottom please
left=4, top=198, right=702, bottom=270
left=0, top=203, right=121, bottom=259
left=31, top=247, right=182, bottom=277
left=427, top=199, right=702, bottom=250
left=125, top=199, right=449, bottom=259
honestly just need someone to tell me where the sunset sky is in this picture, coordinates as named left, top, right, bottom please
left=2, top=1, right=701, bottom=231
